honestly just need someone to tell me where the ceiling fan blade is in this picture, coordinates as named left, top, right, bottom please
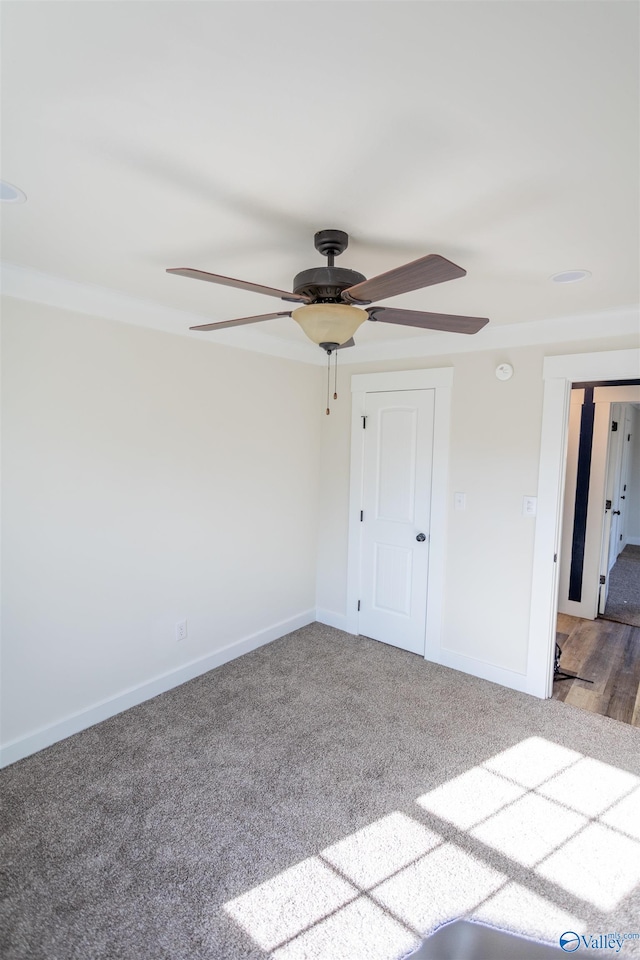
left=167, top=267, right=309, bottom=303
left=367, top=306, right=489, bottom=335
left=189, top=312, right=292, bottom=332
left=342, top=254, right=466, bottom=304
left=337, top=338, right=355, bottom=349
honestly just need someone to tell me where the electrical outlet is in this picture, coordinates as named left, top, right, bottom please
left=176, top=619, right=188, bottom=642
left=522, top=496, right=537, bottom=517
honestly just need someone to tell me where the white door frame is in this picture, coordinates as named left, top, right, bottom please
left=346, top=367, right=453, bottom=663
left=526, top=347, right=640, bottom=698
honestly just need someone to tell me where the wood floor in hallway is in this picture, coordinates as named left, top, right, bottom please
left=554, top=613, right=640, bottom=726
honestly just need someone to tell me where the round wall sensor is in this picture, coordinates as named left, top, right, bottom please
left=495, top=363, right=513, bottom=381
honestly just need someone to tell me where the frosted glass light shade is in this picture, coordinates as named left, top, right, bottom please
left=292, top=303, right=367, bottom=345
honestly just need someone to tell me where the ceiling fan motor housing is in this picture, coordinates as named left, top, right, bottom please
left=314, top=228, right=349, bottom=258
left=293, top=266, right=367, bottom=303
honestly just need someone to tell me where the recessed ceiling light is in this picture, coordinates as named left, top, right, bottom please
left=550, top=269, right=591, bottom=283
left=0, top=180, right=27, bottom=203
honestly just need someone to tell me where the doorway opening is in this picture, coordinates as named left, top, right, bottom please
left=527, top=348, right=640, bottom=703
left=553, top=379, right=640, bottom=725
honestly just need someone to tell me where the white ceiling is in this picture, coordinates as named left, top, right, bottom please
left=1, top=1, right=639, bottom=361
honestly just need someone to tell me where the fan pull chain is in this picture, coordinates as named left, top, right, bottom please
left=326, top=350, right=331, bottom=415
left=333, top=349, right=338, bottom=400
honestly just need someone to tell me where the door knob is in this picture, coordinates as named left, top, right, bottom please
left=416, top=533, right=426, bottom=542
left=612, top=510, right=621, bottom=515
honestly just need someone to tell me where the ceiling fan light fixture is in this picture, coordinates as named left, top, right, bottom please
left=169, top=230, right=489, bottom=348
left=291, top=302, right=367, bottom=346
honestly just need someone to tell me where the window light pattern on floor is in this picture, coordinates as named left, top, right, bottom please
left=224, top=737, right=640, bottom=960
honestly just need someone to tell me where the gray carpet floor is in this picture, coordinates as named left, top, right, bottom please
left=2, top=624, right=640, bottom=960
left=604, top=545, right=640, bottom=628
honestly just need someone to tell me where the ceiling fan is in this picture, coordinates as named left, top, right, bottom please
left=167, top=229, right=489, bottom=352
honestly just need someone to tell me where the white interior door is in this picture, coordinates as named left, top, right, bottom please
left=358, top=389, right=434, bottom=655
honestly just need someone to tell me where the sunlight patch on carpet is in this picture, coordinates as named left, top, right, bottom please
left=482, top=736, right=582, bottom=788
left=416, top=766, right=526, bottom=829
left=223, top=737, right=640, bottom=959
left=271, top=896, right=419, bottom=960
left=600, top=786, right=640, bottom=842
left=223, top=857, right=359, bottom=951
left=473, top=882, right=586, bottom=943
left=371, top=842, right=506, bottom=933
left=536, top=822, right=640, bottom=911
left=536, top=757, right=639, bottom=817
left=470, top=793, right=587, bottom=867
left=322, top=811, right=442, bottom=889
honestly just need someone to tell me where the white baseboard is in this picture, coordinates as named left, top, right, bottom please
left=0, top=609, right=315, bottom=769
left=436, top=647, right=530, bottom=695
left=315, top=608, right=354, bottom=633
left=314, top=618, right=531, bottom=694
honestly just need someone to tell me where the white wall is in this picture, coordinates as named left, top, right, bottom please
left=1, top=297, right=323, bottom=756
left=316, top=334, right=639, bottom=679
left=3, top=293, right=638, bottom=764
